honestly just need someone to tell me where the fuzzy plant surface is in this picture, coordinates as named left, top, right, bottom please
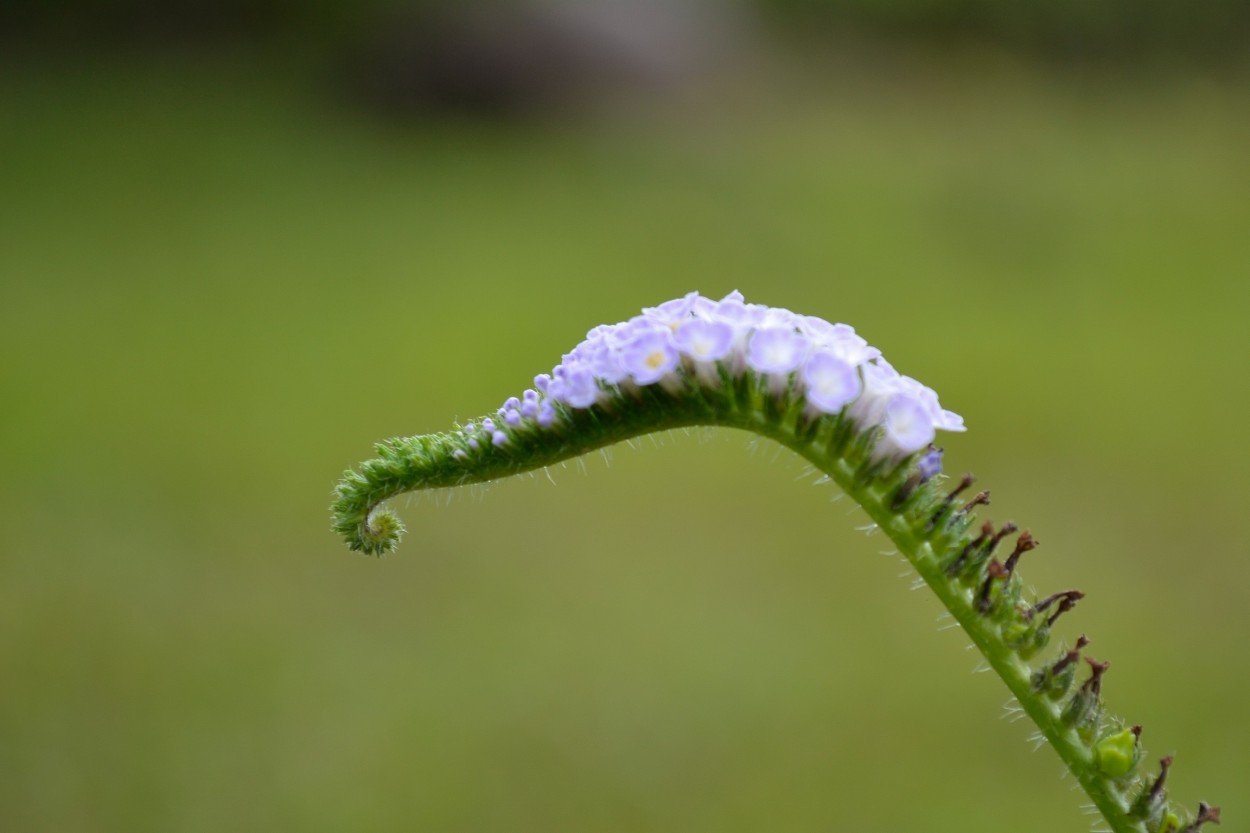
left=333, top=290, right=1219, bottom=833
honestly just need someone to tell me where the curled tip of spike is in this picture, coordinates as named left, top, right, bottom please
left=356, top=509, right=405, bottom=556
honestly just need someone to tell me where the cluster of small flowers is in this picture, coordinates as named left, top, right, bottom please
left=457, top=291, right=965, bottom=461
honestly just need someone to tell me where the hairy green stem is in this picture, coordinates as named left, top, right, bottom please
left=334, top=368, right=1215, bottom=833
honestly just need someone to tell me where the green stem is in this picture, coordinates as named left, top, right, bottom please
left=707, top=409, right=1142, bottom=833
left=333, top=371, right=1209, bottom=833
left=806, top=447, right=1138, bottom=832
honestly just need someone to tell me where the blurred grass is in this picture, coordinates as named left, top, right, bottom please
left=1, top=48, right=1247, bottom=832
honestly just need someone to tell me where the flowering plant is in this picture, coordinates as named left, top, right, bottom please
left=333, top=291, right=1218, bottom=833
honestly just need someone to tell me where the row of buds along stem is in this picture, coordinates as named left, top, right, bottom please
left=890, top=468, right=1220, bottom=833
left=448, top=290, right=966, bottom=464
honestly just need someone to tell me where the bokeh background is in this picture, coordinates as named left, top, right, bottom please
left=2, top=2, right=1248, bottom=831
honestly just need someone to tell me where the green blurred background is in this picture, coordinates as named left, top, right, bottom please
left=2, top=2, right=1247, bottom=831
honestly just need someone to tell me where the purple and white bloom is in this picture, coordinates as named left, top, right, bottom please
left=907, top=382, right=966, bottom=434
left=561, top=366, right=601, bottom=408
left=846, top=360, right=902, bottom=428
left=582, top=340, right=629, bottom=385
left=689, top=293, right=718, bottom=318
left=618, top=327, right=679, bottom=386
left=747, top=326, right=809, bottom=375
left=481, top=290, right=963, bottom=469
left=675, top=315, right=736, bottom=386
left=879, top=393, right=936, bottom=457
left=642, top=291, right=700, bottom=330
left=761, top=306, right=801, bottom=330
left=937, top=409, right=965, bottom=432
left=801, top=350, right=861, bottom=414
left=673, top=317, right=734, bottom=362
left=712, top=290, right=762, bottom=337
left=801, top=317, right=879, bottom=365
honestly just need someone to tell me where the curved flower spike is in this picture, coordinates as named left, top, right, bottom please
left=332, top=291, right=1217, bottom=833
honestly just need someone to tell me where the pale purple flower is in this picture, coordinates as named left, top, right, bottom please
left=642, top=291, right=701, bottom=329
left=491, top=430, right=508, bottom=447
left=907, top=383, right=966, bottom=434
left=504, top=409, right=522, bottom=426
left=712, top=291, right=752, bottom=328
left=801, top=317, right=879, bottom=364
left=747, top=326, right=808, bottom=375
left=482, top=418, right=496, bottom=433
left=880, top=394, right=936, bottom=457
left=761, top=306, right=800, bottom=329
left=673, top=317, right=734, bottom=362
left=468, top=437, right=480, bottom=450
left=847, top=360, right=902, bottom=427
left=582, top=341, right=628, bottom=384
left=689, top=294, right=717, bottom=317
left=799, top=316, right=839, bottom=341
left=534, top=373, right=551, bottom=393
left=801, top=350, right=861, bottom=413
left=618, top=328, right=679, bottom=385
left=561, top=367, right=600, bottom=408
